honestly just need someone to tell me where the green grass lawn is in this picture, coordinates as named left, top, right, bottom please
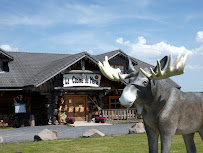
left=0, top=133, right=202, bottom=153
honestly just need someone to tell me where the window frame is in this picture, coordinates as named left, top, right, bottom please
left=110, top=64, right=125, bottom=73
left=109, top=96, right=123, bottom=109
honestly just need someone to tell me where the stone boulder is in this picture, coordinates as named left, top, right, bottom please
left=83, top=129, right=105, bottom=137
left=34, top=129, right=58, bottom=141
left=0, top=136, right=3, bottom=143
left=129, top=122, right=146, bottom=134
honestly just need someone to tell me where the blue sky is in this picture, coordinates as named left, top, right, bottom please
left=0, top=0, right=202, bottom=92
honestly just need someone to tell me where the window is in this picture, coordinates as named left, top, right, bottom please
left=116, top=65, right=124, bottom=73
left=3, top=62, right=9, bottom=72
left=0, top=61, right=9, bottom=72
left=111, top=64, right=125, bottom=73
left=109, top=96, right=122, bottom=109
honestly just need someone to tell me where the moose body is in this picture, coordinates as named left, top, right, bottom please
left=98, top=54, right=203, bottom=153
left=138, top=79, right=203, bottom=153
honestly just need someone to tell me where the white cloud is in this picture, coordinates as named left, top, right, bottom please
left=86, top=50, right=94, bottom=54
left=0, top=45, right=18, bottom=52
left=116, top=36, right=192, bottom=58
left=0, top=3, right=117, bottom=27
left=0, top=1, right=164, bottom=27
left=116, top=38, right=130, bottom=45
left=196, top=31, right=203, bottom=43
left=49, top=31, right=117, bottom=54
left=186, top=65, right=203, bottom=70
left=192, top=31, right=203, bottom=55
left=192, top=45, right=203, bottom=56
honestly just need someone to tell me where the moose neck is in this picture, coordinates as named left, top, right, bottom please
left=143, top=79, right=174, bottom=114
left=153, top=79, right=175, bottom=102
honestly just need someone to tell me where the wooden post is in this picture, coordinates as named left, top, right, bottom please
left=124, top=110, right=126, bottom=120
left=29, top=114, right=35, bottom=127
left=105, top=110, right=108, bottom=120
left=27, top=97, right=31, bottom=113
left=102, top=110, right=104, bottom=117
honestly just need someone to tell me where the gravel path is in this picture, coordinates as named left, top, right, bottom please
left=0, top=124, right=134, bottom=143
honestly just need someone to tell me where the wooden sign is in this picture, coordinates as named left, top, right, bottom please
left=63, top=74, right=101, bottom=87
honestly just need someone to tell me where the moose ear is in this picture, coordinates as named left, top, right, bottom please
left=153, top=56, right=168, bottom=72
left=126, top=56, right=137, bottom=74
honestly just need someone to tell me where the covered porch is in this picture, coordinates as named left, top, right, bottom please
left=54, top=86, right=111, bottom=123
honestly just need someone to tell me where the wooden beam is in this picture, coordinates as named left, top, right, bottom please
left=81, top=59, right=85, bottom=70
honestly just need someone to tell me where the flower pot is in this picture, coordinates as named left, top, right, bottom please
left=100, top=119, right=105, bottom=123
left=68, top=121, right=74, bottom=124
left=95, top=119, right=100, bottom=123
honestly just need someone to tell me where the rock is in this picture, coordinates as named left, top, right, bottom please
left=34, top=129, right=58, bottom=141
left=0, top=136, right=3, bottom=143
left=129, top=122, right=146, bottom=134
left=83, top=129, right=105, bottom=137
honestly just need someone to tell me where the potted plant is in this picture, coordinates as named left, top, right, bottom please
left=100, top=117, right=106, bottom=123
left=95, top=117, right=106, bottom=123
left=0, top=120, right=8, bottom=128
left=95, top=117, right=100, bottom=123
left=65, top=117, right=75, bottom=124
left=60, top=113, right=67, bottom=124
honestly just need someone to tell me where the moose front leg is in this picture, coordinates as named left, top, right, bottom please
left=160, top=133, right=174, bottom=153
left=159, top=122, right=176, bottom=153
left=145, top=124, right=159, bottom=153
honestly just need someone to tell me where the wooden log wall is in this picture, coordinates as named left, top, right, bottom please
left=29, top=92, right=48, bottom=125
left=0, top=91, right=16, bottom=114
left=102, top=96, right=109, bottom=109
left=0, top=91, right=49, bottom=127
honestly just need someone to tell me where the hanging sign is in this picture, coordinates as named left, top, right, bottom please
left=63, top=74, right=101, bottom=87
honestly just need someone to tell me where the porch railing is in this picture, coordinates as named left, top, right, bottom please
left=101, top=108, right=137, bottom=121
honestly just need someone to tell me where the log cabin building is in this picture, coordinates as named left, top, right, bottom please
left=0, top=49, right=180, bottom=127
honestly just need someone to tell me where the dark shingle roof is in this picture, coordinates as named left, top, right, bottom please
left=93, top=50, right=121, bottom=61
left=0, top=49, right=181, bottom=89
left=31, top=52, right=98, bottom=87
left=0, top=51, right=99, bottom=88
left=0, top=52, right=70, bottom=88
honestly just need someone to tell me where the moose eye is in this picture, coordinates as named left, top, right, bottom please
left=143, top=80, right=148, bottom=86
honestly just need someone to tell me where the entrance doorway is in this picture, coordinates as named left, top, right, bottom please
left=64, top=95, right=87, bottom=121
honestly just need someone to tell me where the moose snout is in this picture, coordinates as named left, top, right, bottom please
left=119, top=93, right=136, bottom=108
left=119, top=84, right=137, bottom=107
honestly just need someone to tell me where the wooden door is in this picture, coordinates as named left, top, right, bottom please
left=65, top=95, right=87, bottom=121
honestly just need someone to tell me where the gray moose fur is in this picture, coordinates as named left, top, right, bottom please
left=99, top=56, right=203, bottom=153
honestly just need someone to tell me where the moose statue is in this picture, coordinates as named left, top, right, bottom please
left=98, top=53, right=203, bottom=153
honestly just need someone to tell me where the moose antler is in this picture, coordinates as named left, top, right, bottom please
left=140, top=52, right=189, bottom=80
left=98, top=56, right=128, bottom=81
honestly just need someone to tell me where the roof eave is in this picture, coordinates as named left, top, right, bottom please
left=0, top=49, right=14, bottom=61
left=0, top=87, right=23, bottom=91
left=106, top=50, right=138, bottom=65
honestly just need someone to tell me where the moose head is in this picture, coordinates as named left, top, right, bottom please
left=98, top=53, right=188, bottom=110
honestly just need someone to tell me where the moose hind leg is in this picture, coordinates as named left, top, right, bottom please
left=198, top=127, right=203, bottom=140
left=182, top=133, right=196, bottom=153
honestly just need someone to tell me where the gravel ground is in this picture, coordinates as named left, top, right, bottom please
left=0, top=124, right=134, bottom=143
